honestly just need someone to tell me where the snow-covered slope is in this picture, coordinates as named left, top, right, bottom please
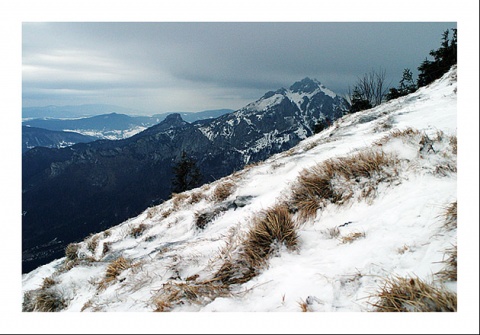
left=22, top=68, right=458, bottom=315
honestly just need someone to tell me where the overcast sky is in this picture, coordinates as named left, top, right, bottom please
left=23, top=22, right=456, bottom=115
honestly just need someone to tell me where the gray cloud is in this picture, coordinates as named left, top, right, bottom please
left=22, top=22, right=456, bottom=114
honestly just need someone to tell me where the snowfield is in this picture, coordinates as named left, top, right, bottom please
left=19, top=67, right=478, bottom=332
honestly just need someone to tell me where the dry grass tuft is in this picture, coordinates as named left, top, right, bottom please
left=298, top=299, right=311, bottom=312
left=372, top=276, right=457, bottom=312
left=153, top=280, right=231, bottom=312
left=98, top=257, right=131, bottom=290
left=188, top=191, right=204, bottom=205
left=23, top=289, right=67, bottom=312
left=194, top=204, right=230, bottom=230
left=341, top=231, right=366, bottom=244
left=35, top=290, right=67, bottom=312
left=214, top=205, right=298, bottom=285
left=86, top=235, right=99, bottom=253
left=325, top=227, right=340, bottom=239
left=443, top=201, right=457, bottom=230
left=41, top=277, right=56, bottom=290
left=105, top=257, right=131, bottom=281
left=102, top=242, right=112, bottom=256
left=449, top=135, right=457, bottom=155
left=436, top=245, right=457, bottom=282
left=146, top=207, right=158, bottom=219
left=243, top=205, right=298, bottom=267
left=291, top=149, right=398, bottom=220
left=211, top=180, right=236, bottom=202
left=65, top=243, right=79, bottom=262
left=130, top=223, right=149, bottom=238
left=172, top=193, right=190, bottom=209
left=374, top=127, right=420, bottom=146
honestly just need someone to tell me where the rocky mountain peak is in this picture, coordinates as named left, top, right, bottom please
left=289, top=77, right=320, bottom=94
left=163, top=113, right=186, bottom=125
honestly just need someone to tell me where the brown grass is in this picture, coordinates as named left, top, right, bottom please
left=172, top=192, right=189, bottom=209
left=23, top=289, right=67, bottom=312
left=298, top=299, right=311, bottom=312
left=97, top=257, right=131, bottom=290
left=443, top=201, right=457, bottom=230
left=214, top=204, right=298, bottom=285
left=291, top=149, right=398, bottom=220
left=189, top=191, right=204, bottom=205
left=449, top=135, right=457, bottom=155
left=65, top=243, right=79, bottom=262
left=325, top=227, right=340, bottom=239
left=153, top=280, right=230, bottom=312
left=436, top=245, right=457, bottom=282
left=106, top=257, right=130, bottom=280
left=341, top=231, right=366, bottom=244
left=244, top=205, right=298, bottom=267
left=211, top=180, right=236, bottom=202
left=41, top=277, right=56, bottom=290
left=102, top=242, right=112, bottom=256
left=86, top=235, right=99, bottom=253
left=194, top=206, right=227, bottom=230
left=130, top=223, right=149, bottom=238
left=372, top=276, right=457, bottom=312
left=374, top=127, right=420, bottom=146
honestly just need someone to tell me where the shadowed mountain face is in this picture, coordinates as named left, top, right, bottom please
left=22, top=78, right=349, bottom=273
left=22, top=126, right=97, bottom=153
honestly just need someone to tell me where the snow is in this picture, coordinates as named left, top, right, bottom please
left=247, top=93, right=284, bottom=112
left=64, top=126, right=146, bottom=140
left=20, top=68, right=474, bottom=329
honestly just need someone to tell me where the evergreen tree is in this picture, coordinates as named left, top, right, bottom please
left=418, top=28, right=457, bottom=87
left=398, top=68, right=416, bottom=95
left=387, top=68, right=417, bottom=101
left=171, top=151, right=202, bottom=194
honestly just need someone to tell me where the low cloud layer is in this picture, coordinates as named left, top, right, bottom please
left=23, top=22, right=456, bottom=114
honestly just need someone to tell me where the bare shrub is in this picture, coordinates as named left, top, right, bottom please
left=211, top=180, right=236, bottom=202
left=372, top=276, right=457, bottom=312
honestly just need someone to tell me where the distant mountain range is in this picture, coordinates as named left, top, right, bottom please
left=22, top=78, right=349, bottom=273
left=22, top=109, right=234, bottom=152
